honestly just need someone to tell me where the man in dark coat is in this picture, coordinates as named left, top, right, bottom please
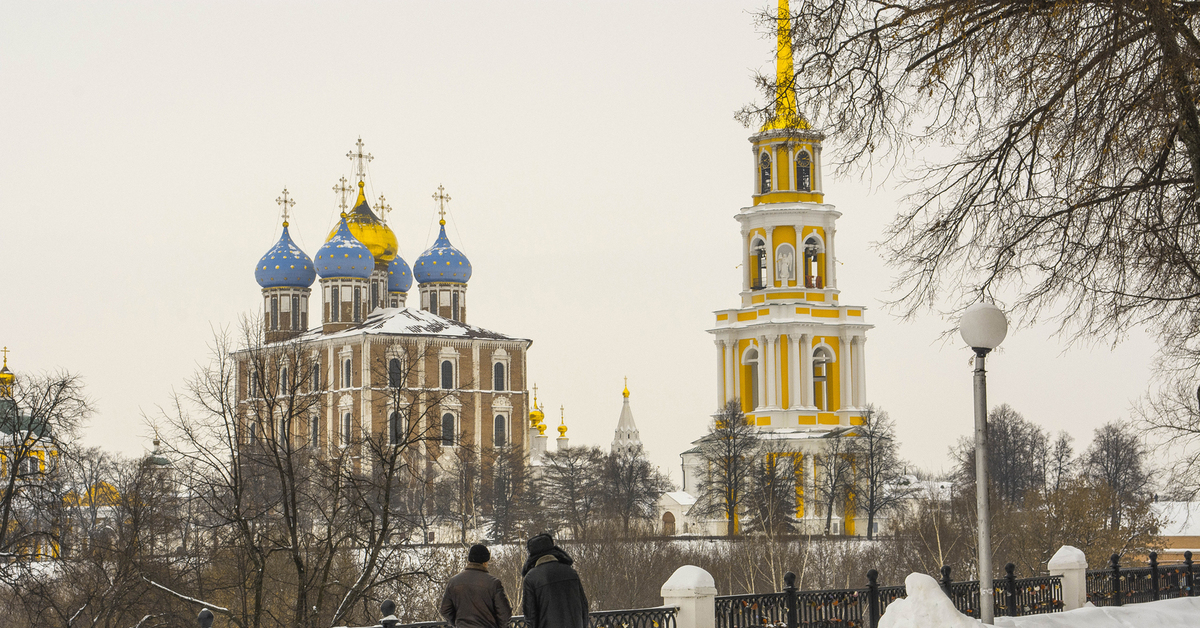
left=521, top=533, right=588, bottom=628
left=440, top=544, right=512, bottom=628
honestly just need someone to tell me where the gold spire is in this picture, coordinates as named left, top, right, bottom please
left=0, top=346, right=14, bottom=398
left=623, top=376, right=629, bottom=398
left=433, top=185, right=451, bottom=226
left=558, top=405, right=567, bottom=437
left=760, top=0, right=807, bottom=131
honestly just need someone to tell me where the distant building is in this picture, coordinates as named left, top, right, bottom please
left=611, top=380, right=644, bottom=457
left=1151, top=502, right=1200, bottom=562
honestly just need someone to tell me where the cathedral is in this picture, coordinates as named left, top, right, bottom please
left=238, top=141, right=532, bottom=464
left=679, top=0, right=873, bottom=536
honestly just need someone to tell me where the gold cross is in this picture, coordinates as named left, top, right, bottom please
left=276, top=188, right=295, bottom=224
left=346, top=137, right=374, bottom=184
left=378, top=194, right=391, bottom=224
left=432, top=185, right=451, bottom=224
left=1, top=346, right=8, bottom=367
left=333, top=177, right=353, bottom=211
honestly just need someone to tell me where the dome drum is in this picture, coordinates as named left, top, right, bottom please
left=262, top=286, right=311, bottom=342
left=321, top=277, right=371, bottom=334
left=420, top=282, right=467, bottom=323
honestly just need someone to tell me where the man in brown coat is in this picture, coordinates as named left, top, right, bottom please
left=440, top=544, right=512, bottom=628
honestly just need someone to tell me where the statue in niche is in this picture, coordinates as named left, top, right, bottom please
left=776, top=247, right=794, bottom=282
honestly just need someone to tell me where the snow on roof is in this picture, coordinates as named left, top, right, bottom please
left=298, top=307, right=529, bottom=343
left=662, top=491, right=697, bottom=506
left=1151, top=502, right=1200, bottom=537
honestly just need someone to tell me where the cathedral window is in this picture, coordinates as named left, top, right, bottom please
left=494, top=362, right=506, bottom=391
left=804, top=237, right=824, bottom=289
left=280, top=367, right=288, bottom=394
left=388, top=358, right=403, bottom=388
left=430, top=290, right=438, bottom=313
left=310, top=413, right=320, bottom=448
left=271, top=296, right=279, bottom=331
left=759, top=152, right=772, bottom=194
left=441, top=360, right=454, bottom=389
left=291, top=296, right=300, bottom=330
left=813, top=346, right=833, bottom=411
left=441, top=413, right=456, bottom=446
left=452, top=292, right=460, bottom=321
left=390, top=410, right=404, bottom=445
left=250, top=372, right=259, bottom=398
left=331, top=287, right=340, bottom=322
left=353, top=287, right=362, bottom=321
left=343, top=358, right=352, bottom=389
left=371, top=282, right=379, bottom=311
left=744, top=347, right=760, bottom=410
left=494, top=415, right=506, bottom=447
left=341, top=412, right=352, bottom=446
left=796, top=150, right=812, bottom=192
left=249, top=420, right=258, bottom=444
left=312, top=363, right=320, bottom=390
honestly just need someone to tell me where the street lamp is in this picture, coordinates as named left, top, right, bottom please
left=959, top=302, right=1008, bottom=625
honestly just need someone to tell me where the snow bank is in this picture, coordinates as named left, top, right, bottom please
left=878, top=570, right=1200, bottom=628
left=879, top=573, right=981, bottom=628
left=994, top=596, right=1200, bottom=627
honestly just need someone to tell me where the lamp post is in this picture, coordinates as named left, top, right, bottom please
left=959, top=302, right=1008, bottom=625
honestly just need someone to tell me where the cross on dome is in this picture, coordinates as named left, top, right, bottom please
left=378, top=194, right=391, bottom=224
left=433, top=185, right=451, bottom=225
left=1, top=346, right=8, bottom=367
left=276, top=188, right=295, bottom=226
left=347, top=137, right=374, bottom=184
left=333, top=177, right=353, bottom=213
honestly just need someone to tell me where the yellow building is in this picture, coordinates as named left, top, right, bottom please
left=679, top=0, right=872, bottom=536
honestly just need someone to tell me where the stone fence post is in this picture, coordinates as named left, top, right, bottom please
left=661, top=565, right=717, bottom=628
left=1048, top=545, right=1088, bottom=611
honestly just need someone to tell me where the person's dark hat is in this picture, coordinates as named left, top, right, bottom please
left=468, top=544, right=490, bottom=563
left=526, top=533, right=554, bottom=556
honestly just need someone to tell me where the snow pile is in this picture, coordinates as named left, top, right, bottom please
left=878, top=573, right=980, bottom=628
left=994, top=596, right=1200, bottom=627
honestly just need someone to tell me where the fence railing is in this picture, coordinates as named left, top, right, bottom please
left=716, top=565, right=1063, bottom=628
left=1086, top=551, right=1195, bottom=607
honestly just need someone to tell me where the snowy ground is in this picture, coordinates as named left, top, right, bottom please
left=880, top=573, right=1200, bottom=628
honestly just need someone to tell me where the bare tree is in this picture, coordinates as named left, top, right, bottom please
left=536, top=445, right=605, bottom=540
left=481, top=443, right=532, bottom=542
left=747, top=1, right=1200, bottom=357
left=0, top=369, right=90, bottom=573
left=1083, top=421, right=1151, bottom=530
left=954, top=404, right=1050, bottom=506
left=851, top=406, right=910, bottom=540
left=1048, top=431, right=1076, bottom=493
left=813, top=429, right=856, bottom=536
left=693, top=400, right=761, bottom=537
left=601, top=445, right=673, bottom=537
left=744, top=441, right=797, bottom=538
left=434, top=439, right=480, bottom=545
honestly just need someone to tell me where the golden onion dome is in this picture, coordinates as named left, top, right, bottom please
left=327, top=181, right=398, bottom=262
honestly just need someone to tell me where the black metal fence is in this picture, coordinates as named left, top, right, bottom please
left=716, top=565, right=1063, bottom=628
left=1086, top=551, right=1195, bottom=607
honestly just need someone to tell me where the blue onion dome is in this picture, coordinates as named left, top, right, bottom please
left=414, top=222, right=472, bottom=284
left=255, top=223, right=316, bottom=288
left=315, top=214, right=374, bottom=279
left=388, top=255, right=413, bottom=293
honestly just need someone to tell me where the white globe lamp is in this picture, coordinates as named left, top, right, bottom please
left=960, top=302, right=1008, bottom=352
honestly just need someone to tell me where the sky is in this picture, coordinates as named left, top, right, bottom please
left=0, top=1, right=1158, bottom=482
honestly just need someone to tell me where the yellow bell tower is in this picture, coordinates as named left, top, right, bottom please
left=709, top=0, right=871, bottom=432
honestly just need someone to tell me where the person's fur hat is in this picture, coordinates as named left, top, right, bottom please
left=468, top=544, right=490, bottom=563
left=526, top=533, right=554, bottom=556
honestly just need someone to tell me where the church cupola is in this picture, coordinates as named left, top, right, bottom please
left=256, top=189, right=315, bottom=343
left=316, top=212, right=374, bottom=333
left=387, top=254, right=413, bottom=307
left=331, top=138, right=401, bottom=314
left=611, top=378, right=644, bottom=456
left=415, top=185, right=471, bottom=322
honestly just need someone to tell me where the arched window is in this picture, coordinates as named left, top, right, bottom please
left=751, top=239, right=767, bottom=290
left=441, top=360, right=454, bottom=389
left=342, top=412, right=352, bottom=446
left=343, top=359, right=352, bottom=389
left=452, top=292, right=461, bottom=321
left=312, top=363, right=320, bottom=390
left=796, top=150, right=812, bottom=192
left=494, top=363, right=506, bottom=391
left=813, top=347, right=833, bottom=411
left=331, top=286, right=340, bottom=322
left=804, top=237, right=823, bottom=289
left=430, top=290, right=438, bottom=313
left=250, top=372, right=259, bottom=397
left=744, top=348, right=760, bottom=410
left=310, top=413, right=320, bottom=448
left=759, top=152, right=772, bottom=194
left=353, top=286, right=362, bottom=321
left=270, top=296, right=279, bottom=330
left=279, top=367, right=288, bottom=394
left=292, top=295, right=301, bottom=330
left=388, top=358, right=403, bottom=388
left=494, top=415, right=506, bottom=447
left=441, top=413, right=456, bottom=446
left=249, top=420, right=258, bottom=444
left=389, top=411, right=403, bottom=445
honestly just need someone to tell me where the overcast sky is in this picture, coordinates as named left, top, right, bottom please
left=0, top=1, right=1157, bottom=480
